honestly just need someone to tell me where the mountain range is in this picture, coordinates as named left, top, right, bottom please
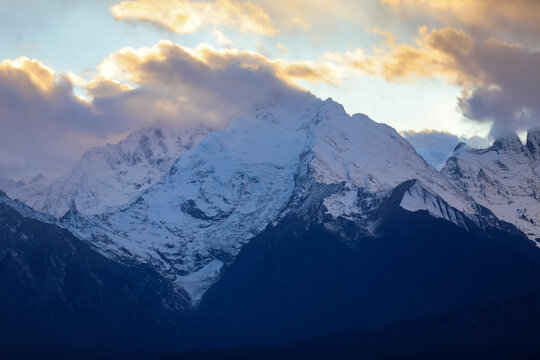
left=1, top=95, right=540, bottom=357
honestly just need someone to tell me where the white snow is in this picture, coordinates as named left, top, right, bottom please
left=323, top=189, right=359, bottom=219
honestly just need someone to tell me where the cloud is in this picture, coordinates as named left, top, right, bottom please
left=454, top=39, right=540, bottom=137
left=1, top=41, right=342, bottom=180
left=111, top=0, right=277, bottom=36
left=96, top=39, right=340, bottom=99
left=402, top=129, right=490, bottom=169
left=276, top=43, right=288, bottom=54
left=329, top=27, right=470, bottom=83
left=92, top=41, right=339, bottom=128
left=402, top=130, right=459, bottom=169
left=381, top=0, right=540, bottom=45
left=247, top=0, right=381, bottom=34
left=98, top=41, right=321, bottom=83
left=0, top=58, right=110, bottom=180
left=334, top=26, right=540, bottom=137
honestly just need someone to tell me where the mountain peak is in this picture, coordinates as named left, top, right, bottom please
left=452, top=141, right=472, bottom=153
left=322, top=97, right=345, bottom=111
left=492, top=133, right=523, bottom=152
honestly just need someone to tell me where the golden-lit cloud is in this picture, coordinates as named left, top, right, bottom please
left=1, top=57, right=57, bottom=92
left=247, top=0, right=366, bottom=33
left=0, top=58, right=108, bottom=179
left=111, top=0, right=277, bottom=36
left=343, top=27, right=476, bottom=84
left=86, top=79, right=133, bottom=98
left=90, top=40, right=345, bottom=132
left=382, top=0, right=540, bottom=43
left=97, top=40, right=341, bottom=88
left=333, top=26, right=540, bottom=136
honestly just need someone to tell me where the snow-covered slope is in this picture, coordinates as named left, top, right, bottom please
left=11, top=127, right=209, bottom=217
left=5, top=174, right=53, bottom=205
left=442, top=132, right=540, bottom=241
left=0, top=189, right=57, bottom=225
left=64, top=96, right=478, bottom=304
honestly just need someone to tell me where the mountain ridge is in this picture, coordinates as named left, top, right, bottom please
left=442, top=130, right=540, bottom=240
left=61, top=97, right=482, bottom=304
left=5, top=96, right=540, bottom=305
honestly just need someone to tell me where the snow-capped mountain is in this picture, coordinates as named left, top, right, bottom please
left=4, top=95, right=540, bottom=353
left=9, top=127, right=209, bottom=218
left=63, top=96, right=485, bottom=305
left=442, top=131, right=540, bottom=241
left=14, top=95, right=539, bottom=306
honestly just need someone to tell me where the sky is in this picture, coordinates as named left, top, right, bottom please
left=1, top=0, right=539, bottom=180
